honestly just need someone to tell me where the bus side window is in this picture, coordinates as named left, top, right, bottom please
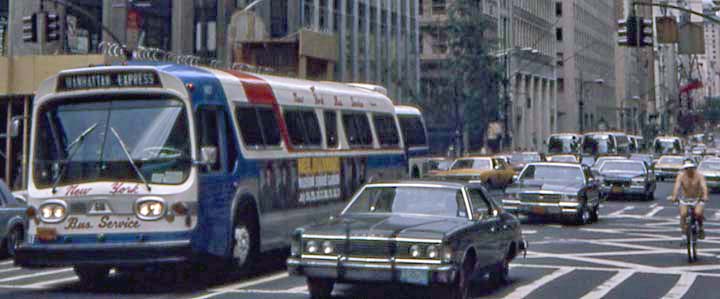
left=373, top=114, right=400, bottom=147
left=325, top=111, right=338, bottom=148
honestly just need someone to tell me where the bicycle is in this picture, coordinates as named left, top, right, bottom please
left=672, top=197, right=702, bottom=262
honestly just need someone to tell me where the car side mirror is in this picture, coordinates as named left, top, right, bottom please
left=200, top=146, right=218, bottom=166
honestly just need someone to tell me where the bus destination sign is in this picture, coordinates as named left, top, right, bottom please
left=58, top=71, right=161, bottom=91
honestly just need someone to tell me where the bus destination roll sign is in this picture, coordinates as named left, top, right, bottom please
left=57, top=70, right=161, bottom=91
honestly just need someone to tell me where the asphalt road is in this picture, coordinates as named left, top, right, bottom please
left=2, top=182, right=720, bottom=299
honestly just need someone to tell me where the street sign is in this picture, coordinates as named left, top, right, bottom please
left=656, top=16, right=678, bottom=44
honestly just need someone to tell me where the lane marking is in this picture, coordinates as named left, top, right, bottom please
left=0, top=268, right=72, bottom=283
left=502, top=267, right=573, bottom=299
left=579, top=270, right=635, bottom=299
left=23, top=276, right=78, bottom=288
left=650, top=203, right=658, bottom=209
left=608, top=206, right=635, bottom=217
left=513, top=263, right=720, bottom=278
left=529, top=251, right=658, bottom=271
left=0, top=267, right=22, bottom=274
left=661, top=273, right=697, bottom=299
left=189, top=272, right=289, bottom=299
left=645, top=206, right=665, bottom=217
left=522, top=230, right=537, bottom=235
left=0, top=261, right=13, bottom=266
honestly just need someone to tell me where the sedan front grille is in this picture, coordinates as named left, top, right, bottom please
left=348, top=239, right=392, bottom=258
left=520, top=193, right=561, bottom=202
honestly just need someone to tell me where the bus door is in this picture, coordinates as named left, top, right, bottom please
left=193, top=105, right=239, bottom=256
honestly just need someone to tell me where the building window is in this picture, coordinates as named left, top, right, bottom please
left=194, top=0, right=218, bottom=57
left=64, top=0, right=103, bottom=54
left=556, top=28, right=563, bottom=41
left=271, top=0, right=289, bottom=37
left=555, top=1, right=562, bottom=16
left=431, top=29, right=447, bottom=54
left=432, top=0, right=445, bottom=15
left=127, top=0, right=173, bottom=51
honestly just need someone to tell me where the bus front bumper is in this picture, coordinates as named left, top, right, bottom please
left=14, top=240, right=192, bottom=268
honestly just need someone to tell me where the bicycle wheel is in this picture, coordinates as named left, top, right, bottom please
left=687, top=219, right=697, bottom=262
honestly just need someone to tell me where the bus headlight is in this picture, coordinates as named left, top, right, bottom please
left=135, top=198, right=166, bottom=220
left=39, top=200, right=67, bottom=223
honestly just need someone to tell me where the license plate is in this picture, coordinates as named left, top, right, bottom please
left=531, top=206, right=545, bottom=215
left=36, top=227, right=58, bottom=241
left=400, top=269, right=429, bottom=285
left=612, top=186, right=623, bottom=193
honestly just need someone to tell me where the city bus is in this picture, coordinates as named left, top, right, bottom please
left=394, top=105, right=431, bottom=178
left=652, top=136, right=684, bottom=156
left=14, top=63, right=407, bottom=283
left=580, top=132, right=625, bottom=165
left=546, top=133, right=582, bottom=155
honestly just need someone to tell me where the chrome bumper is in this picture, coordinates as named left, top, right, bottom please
left=502, top=200, right=580, bottom=216
left=287, top=257, right=457, bottom=286
left=600, top=185, right=646, bottom=195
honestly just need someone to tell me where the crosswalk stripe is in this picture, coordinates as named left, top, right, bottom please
left=0, top=261, right=14, bottom=266
left=502, top=267, right=573, bottom=299
left=189, top=272, right=290, bottom=299
left=661, top=273, right=697, bottom=299
left=0, top=267, right=21, bottom=274
left=579, top=270, right=635, bottom=299
left=644, top=206, right=664, bottom=217
left=0, top=268, right=72, bottom=283
left=608, top=206, right=634, bottom=217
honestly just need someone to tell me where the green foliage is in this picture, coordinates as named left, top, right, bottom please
left=419, top=0, right=501, bottom=151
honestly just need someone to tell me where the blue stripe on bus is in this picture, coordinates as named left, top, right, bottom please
left=37, top=231, right=192, bottom=245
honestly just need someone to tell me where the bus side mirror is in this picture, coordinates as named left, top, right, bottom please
left=9, top=118, right=21, bottom=138
left=201, top=146, right=218, bottom=166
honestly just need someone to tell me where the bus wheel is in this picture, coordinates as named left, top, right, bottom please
left=74, top=266, right=110, bottom=286
left=232, top=213, right=258, bottom=272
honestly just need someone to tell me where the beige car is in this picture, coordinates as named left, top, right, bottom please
left=431, top=156, right=515, bottom=189
left=653, top=155, right=685, bottom=181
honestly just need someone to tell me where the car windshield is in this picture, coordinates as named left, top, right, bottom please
left=582, top=135, right=615, bottom=155
left=451, top=159, right=491, bottom=170
left=548, top=136, right=579, bottom=154
left=344, top=186, right=467, bottom=218
left=518, top=165, right=585, bottom=184
left=33, top=97, right=192, bottom=188
left=600, top=161, right=645, bottom=174
left=659, top=157, right=684, bottom=165
left=699, top=161, right=720, bottom=171
left=510, top=153, right=541, bottom=164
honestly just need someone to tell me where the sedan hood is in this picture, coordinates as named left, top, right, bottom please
left=506, top=181, right=584, bottom=194
left=600, top=172, right=644, bottom=180
left=303, top=214, right=469, bottom=240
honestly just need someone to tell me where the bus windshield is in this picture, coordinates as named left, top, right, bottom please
left=654, top=139, right=681, bottom=154
left=33, top=96, right=192, bottom=188
left=582, top=135, right=615, bottom=155
left=548, top=136, right=579, bottom=154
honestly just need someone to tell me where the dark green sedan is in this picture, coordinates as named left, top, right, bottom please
left=287, top=181, right=527, bottom=299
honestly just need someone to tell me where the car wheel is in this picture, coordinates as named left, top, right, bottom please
left=575, top=204, right=591, bottom=225
left=489, top=258, right=510, bottom=286
left=307, top=277, right=334, bottom=299
left=5, top=227, right=22, bottom=257
left=231, top=214, right=258, bottom=272
left=74, top=266, right=111, bottom=286
left=646, top=191, right=655, bottom=201
left=446, top=258, right=472, bottom=299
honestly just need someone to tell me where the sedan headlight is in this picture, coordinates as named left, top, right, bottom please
left=306, top=240, right=319, bottom=254
left=135, top=197, right=166, bottom=220
left=322, top=241, right=334, bottom=255
left=39, top=200, right=67, bottom=223
left=426, top=245, right=439, bottom=259
left=410, top=245, right=422, bottom=258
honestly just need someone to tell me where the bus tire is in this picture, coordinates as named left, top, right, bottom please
left=74, top=265, right=110, bottom=286
left=231, top=205, right=259, bottom=272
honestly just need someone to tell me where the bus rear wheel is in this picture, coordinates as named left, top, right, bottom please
left=231, top=212, right=258, bottom=272
left=74, top=266, right=110, bottom=285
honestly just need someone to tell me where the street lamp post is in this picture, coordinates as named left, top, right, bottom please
left=579, top=78, right=605, bottom=133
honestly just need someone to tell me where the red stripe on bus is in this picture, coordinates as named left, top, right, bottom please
left=224, top=70, right=293, bottom=150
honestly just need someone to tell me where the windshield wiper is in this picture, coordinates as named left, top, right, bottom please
left=51, top=123, right=99, bottom=194
left=110, top=127, right=151, bottom=192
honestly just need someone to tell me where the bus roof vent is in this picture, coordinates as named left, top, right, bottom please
left=346, top=83, right=387, bottom=95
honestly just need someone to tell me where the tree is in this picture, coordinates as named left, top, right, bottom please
left=419, top=0, right=501, bottom=154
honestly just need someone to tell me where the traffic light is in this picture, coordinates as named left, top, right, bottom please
left=617, top=16, right=639, bottom=47
left=45, top=13, right=60, bottom=42
left=22, top=14, right=37, bottom=43
left=639, top=17, right=654, bottom=47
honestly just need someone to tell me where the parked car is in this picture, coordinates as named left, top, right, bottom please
left=547, top=155, right=579, bottom=163
left=287, top=181, right=527, bottom=299
left=0, top=180, right=26, bottom=257
left=598, top=159, right=656, bottom=200
left=699, top=158, right=720, bottom=191
left=509, top=152, right=544, bottom=174
left=653, top=155, right=686, bottom=181
left=503, top=162, right=601, bottom=224
left=431, top=156, right=515, bottom=189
